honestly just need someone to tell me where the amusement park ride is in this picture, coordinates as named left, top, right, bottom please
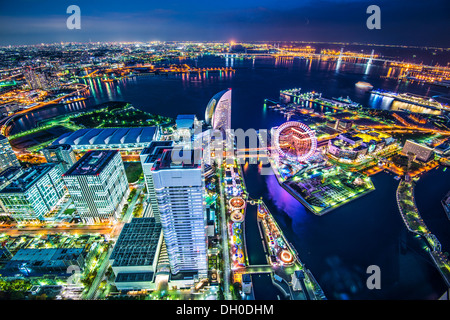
left=272, top=121, right=318, bottom=162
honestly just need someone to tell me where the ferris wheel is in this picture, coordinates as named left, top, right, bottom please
left=273, top=121, right=317, bottom=162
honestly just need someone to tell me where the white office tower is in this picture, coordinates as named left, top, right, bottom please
left=205, top=88, right=232, bottom=135
left=41, top=144, right=77, bottom=172
left=151, top=148, right=207, bottom=277
left=139, top=141, right=174, bottom=222
left=0, top=163, right=65, bottom=221
left=0, top=135, right=20, bottom=174
left=63, top=150, right=129, bottom=224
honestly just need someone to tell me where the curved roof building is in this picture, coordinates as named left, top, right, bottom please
left=205, top=88, right=232, bottom=133
left=52, top=127, right=158, bottom=150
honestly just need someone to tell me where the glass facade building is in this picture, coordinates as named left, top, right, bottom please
left=0, top=163, right=65, bottom=221
left=139, top=141, right=174, bottom=222
left=205, top=88, right=232, bottom=134
left=63, top=150, right=129, bottom=224
left=0, top=134, right=20, bottom=174
left=41, top=144, right=77, bottom=172
left=151, top=149, right=207, bottom=277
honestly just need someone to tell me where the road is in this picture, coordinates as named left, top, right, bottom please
left=0, top=225, right=114, bottom=236
left=122, top=183, right=144, bottom=223
left=84, top=246, right=113, bottom=300
left=218, top=166, right=232, bottom=300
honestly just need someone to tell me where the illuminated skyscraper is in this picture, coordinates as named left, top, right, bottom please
left=151, top=148, right=207, bottom=277
left=23, top=67, right=49, bottom=90
left=0, top=135, right=20, bottom=173
left=140, top=141, right=174, bottom=222
left=41, top=144, right=77, bottom=172
left=205, top=88, right=232, bottom=134
left=0, top=164, right=65, bottom=221
left=63, top=150, right=129, bottom=223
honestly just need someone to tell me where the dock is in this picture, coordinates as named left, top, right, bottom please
left=396, top=180, right=450, bottom=287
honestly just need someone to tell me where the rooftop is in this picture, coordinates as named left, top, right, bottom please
left=0, top=164, right=57, bottom=193
left=176, top=114, right=197, bottom=129
left=0, top=166, right=23, bottom=182
left=52, top=127, right=157, bottom=147
left=63, top=150, right=118, bottom=176
left=43, top=144, right=72, bottom=151
left=153, top=148, right=201, bottom=171
left=115, top=272, right=155, bottom=283
left=12, top=248, right=85, bottom=262
left=141, top=141, right=174, bottom=164
left=110, top=217, right=162, bottom=267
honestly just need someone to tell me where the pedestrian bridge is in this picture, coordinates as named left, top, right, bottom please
left=234, top=265, right=273, bottom=274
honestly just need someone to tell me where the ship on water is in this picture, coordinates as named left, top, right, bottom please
left=61, top=95, right=88, bottom=104
left=331, top=96, right=362, bottom=109
left=371, top=90, right=447, bottom=111
left=355, top=81, right=373, bottom=90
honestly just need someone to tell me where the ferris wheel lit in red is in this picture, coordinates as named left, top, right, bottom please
left=273, top=121, right=317, bottom=162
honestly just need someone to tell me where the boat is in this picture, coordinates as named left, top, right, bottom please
left=61, top=95, right=88, bottom=104
left=332, top=96, right=363, bottom=109
left=355, top=81, right=373, bottom=90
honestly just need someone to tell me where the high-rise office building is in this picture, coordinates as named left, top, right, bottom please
left=41, top=144, right=77, bottom=172
left=0, top=135, right=20, bottom=173
left=205, top=88, right=232, bottom=134
left=63, top=150, right=129, bottom=223
left=23, top=67, right=49, bottom=90
left=151, top=148, right=207, bottom=276
left=0, top=163, right=65, bottom=221
left=139, top=141, right=174, bottom=222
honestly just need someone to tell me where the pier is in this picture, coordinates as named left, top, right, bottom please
left=236, top=195, right=326, bottom=300
left=228, top=155, right=325, bottom=299
left=396, top=179, right=450, bottom=287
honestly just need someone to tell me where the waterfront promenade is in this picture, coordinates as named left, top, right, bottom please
left=396, top=179, right=450, bottom=287
left=227, top=158, right=325, bottom=300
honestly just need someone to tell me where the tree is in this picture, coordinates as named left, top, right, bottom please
left=217, top=285, right=225, bottom=300
left=231, top=282, right=242, bottom=300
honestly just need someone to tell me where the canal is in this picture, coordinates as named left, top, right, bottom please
left=251, top=273, right=288, bottom=300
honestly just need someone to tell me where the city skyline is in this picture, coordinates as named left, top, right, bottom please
left=0, top=0, right=449, bottom=47
left=0, top=0, right=449, bottom=305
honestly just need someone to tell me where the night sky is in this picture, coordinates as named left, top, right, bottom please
left=0, top=0, right=449, bottom=46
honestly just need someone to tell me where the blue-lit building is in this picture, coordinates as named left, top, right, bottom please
left=151, top=148, right=207, bottom=277
left=63, top=150, right=129, bottom=223
left=0, top=134, right=20, bottom=174
left=52, top=127, right=159, bottom=151
left=0, top=163, right=65, bottom=221
left=139, top=141, right=174, bottom=221
left=5, top=248, right=86, bottom=276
